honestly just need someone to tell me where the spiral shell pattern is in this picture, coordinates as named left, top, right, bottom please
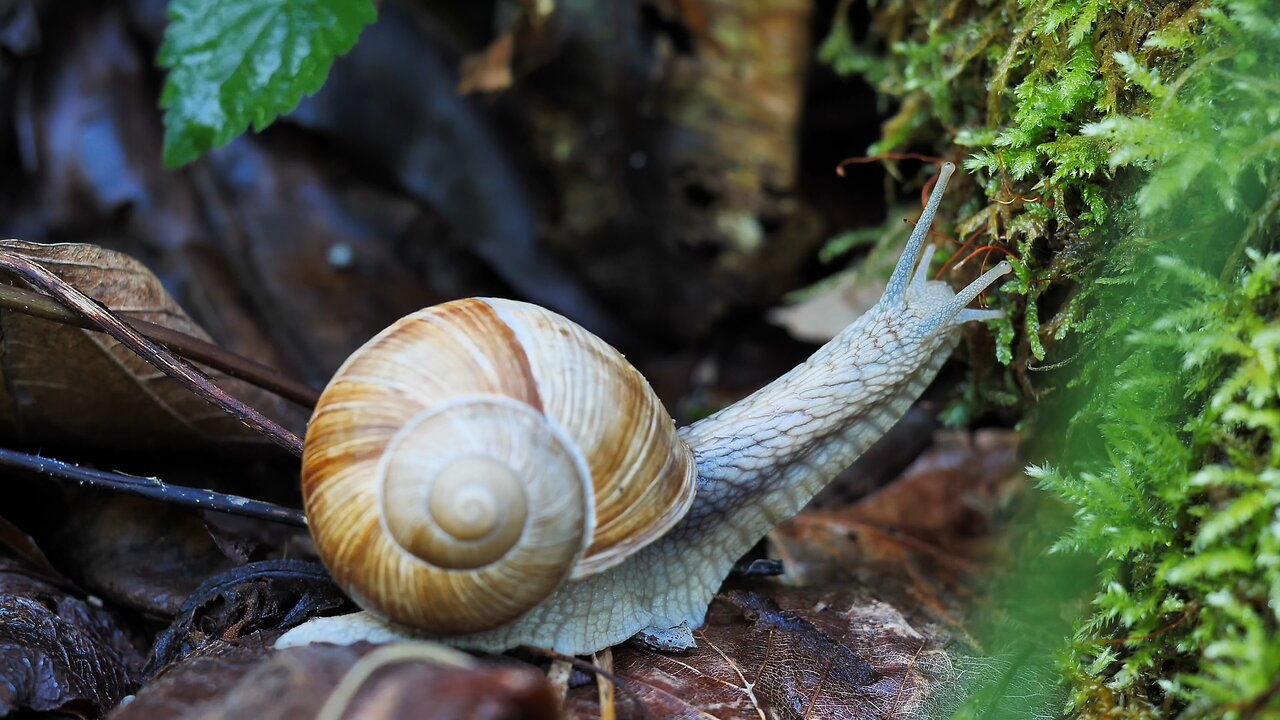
left=302, top=298, right=697, bottom=633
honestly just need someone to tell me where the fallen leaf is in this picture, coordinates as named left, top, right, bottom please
left=199, top=135, right=464, bottom=384
left=838, top=430, right=1020, bottom=544
left=770, top=430, right=1023, bottom=639
left=767, top=269, right=884, bottom=343
left=115, top=638, right=560, bottom=720
left=773, top=431, right=1021, bottom=571
left=567, top=586, right=955, bottom=719
left=768, top=214, right=915, bottom=343
left=110, top=635, right=275, bottom=720
left=458, top=32, right=516, bottom=94
left=13, top=4, right=204, bottom=252
left=0, top=557, right=142, bottom=717
left=48, top=496, right=242, bottom=618
left=0, top=240, right=302, bottom=450
left=283, top=2, right=623, bottom=343
left=0, top=512, right=73, bottom=587
left=9, top=2, right=315, bottom=398
left=145, top=560, right=349, bottom=676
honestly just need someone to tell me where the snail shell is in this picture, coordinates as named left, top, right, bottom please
left=301, top=298, right=698, bottom=634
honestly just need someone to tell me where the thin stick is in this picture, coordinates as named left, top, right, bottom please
left=0, top=249, right=304, bottom=456
left=0, top=447, right=306, bottom=527
left=594, top=647, right=617, bottom=720
left=0, top=284, right=320, bottom=407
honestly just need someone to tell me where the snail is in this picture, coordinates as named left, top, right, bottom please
left=280, top=162, right=1010, bottom=655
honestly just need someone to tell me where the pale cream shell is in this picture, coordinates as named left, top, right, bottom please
left=302, top=298, right=698, bottom=634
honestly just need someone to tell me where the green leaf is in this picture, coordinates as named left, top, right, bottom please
left=158, top=0, right=377, bottom=167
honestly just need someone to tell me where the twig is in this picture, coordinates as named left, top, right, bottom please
left=0, top=446, right=306, bottom=527
left=595, top=647, right=617, bottom=720
left=0, top=248, right=304, bottom=456
left=0, top=283, right=320, bottom=407
left=835, top=152, right=947, bottom=176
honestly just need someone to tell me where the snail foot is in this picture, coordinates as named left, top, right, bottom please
left=275, top=611, right=415, bottom=649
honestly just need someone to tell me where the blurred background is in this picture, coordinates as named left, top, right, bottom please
left=0, top=0, right=918, bottom=424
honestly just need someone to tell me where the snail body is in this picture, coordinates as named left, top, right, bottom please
left=285, top=163, right=1011, bottom=654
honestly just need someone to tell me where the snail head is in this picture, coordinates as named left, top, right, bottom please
left=878, top=162, right=1010, bottom=341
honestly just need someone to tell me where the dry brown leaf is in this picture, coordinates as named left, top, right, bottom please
left=200, top=136, right=465, bottom=383
left=0, top=557, right=142, bottom=718
left=143, top=560, right=348, bottom=676
left=770, top=430, right=1022, bottom=641
left=767, top=270, right=884, bottom=343
left=566, top=587, right=954, bottom=719
left=109, top=636, right=275, bottom=720
left=48, top=496, right=240, bottom=617
left=112, top=638, right=560, bottom=720
left=0, top=512, right=70, bottom=585
left=458, top=32, right=516, bottom=94
left=838, top=430, right=1020, bottom=544
left=772, top=431, right=1020, bottom=575
left=767, top=218, right=914, bottom=344
left=0, top=240, right=301, bottom=450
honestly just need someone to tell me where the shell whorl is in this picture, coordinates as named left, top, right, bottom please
left=378, top=396, right=590, bottom=568
left=302, top=298, right=697, bottom=634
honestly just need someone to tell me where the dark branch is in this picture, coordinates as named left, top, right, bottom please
left=0, top=447, right=306, bottom=527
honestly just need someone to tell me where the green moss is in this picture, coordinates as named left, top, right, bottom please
left=1038, top=245, right=1280, bottom=718
left=1046, top=6, right=1280, bottom=712
left=818, top=0, right=1202, bottom=388
left=823, top=0, right=1280, bottom=715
